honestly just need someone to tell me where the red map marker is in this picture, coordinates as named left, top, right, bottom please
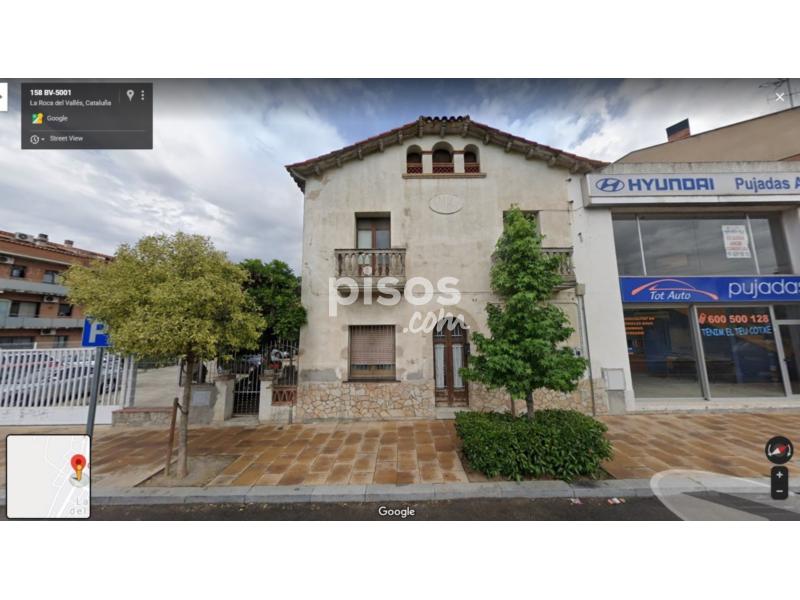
left=71, top=454, right=87, bottom=481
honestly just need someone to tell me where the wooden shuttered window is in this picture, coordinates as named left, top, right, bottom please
left=349, top=325, right=396, bottom=380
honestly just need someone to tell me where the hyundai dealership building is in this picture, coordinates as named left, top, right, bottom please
left=574, top=162, right=800, bottom=412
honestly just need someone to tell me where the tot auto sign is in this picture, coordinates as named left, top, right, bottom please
left=586, top=172, right=800, bottom=205
left=620, top=276, right=800, bottom=303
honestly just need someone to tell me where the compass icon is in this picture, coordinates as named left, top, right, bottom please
left=765, top=436, right=793, bottom=465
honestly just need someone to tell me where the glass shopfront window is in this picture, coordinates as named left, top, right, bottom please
left=778, top=324, right=800, bottom=395
left=696, top=306, right=784, bottom=397
left=624, top=307, right=702, bottom=398
left=625, top=303, right=800, bottom=400
left=613, top=213, right=792, bottom=276
left=750, top=214, right=792, bottom=274
left=612, top=217, right=644, bottom=276
left=640, top=215, right=757, bottom=275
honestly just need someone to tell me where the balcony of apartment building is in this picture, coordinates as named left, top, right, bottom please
left=0, top=299, right=83, bottom=329
left=0, top=316, right=84, bottom=329
left=543, top=247, right=577, bottom=290
left=334, top=248, right=406, bottom=294
left=0, top=260, right=69, bottom=295
left=333, top=215, right=406, bottom=294
left=0, top=276, right=69, bottom=297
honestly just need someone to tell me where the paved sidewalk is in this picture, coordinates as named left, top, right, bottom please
left=0, top=420, right=469, bottom=488
left=600, top=412, right=800, bottom=479
left=1, top=412, right=798, bottom=490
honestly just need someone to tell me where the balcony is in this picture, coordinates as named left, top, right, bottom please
left=432, top=162, right=454, bottom=174
left=0, top=316, right=84, bottom=330
left=464, top=162, right=480, bottom=173
left=542, top=248, right=576, bottom=289
left=0, top=277, right=68, bottom=297
left=334, top=248, right=406, bottom=293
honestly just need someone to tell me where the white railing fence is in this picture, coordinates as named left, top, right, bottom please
left=0, top=347, right=135, bottom=425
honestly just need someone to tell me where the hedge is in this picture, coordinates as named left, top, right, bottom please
left=455, top=409, right=613, bottom=482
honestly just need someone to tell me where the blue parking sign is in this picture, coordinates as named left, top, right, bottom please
left=82, top=318, right=110, bottom=347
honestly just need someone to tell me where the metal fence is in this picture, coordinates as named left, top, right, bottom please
left=0, top=347, right=135, bottom=425
left=218, top=340, right=299, bottom=415
left=271, top=339, right=298, bottom=406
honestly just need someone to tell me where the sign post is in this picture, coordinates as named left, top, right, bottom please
left=82, top=318, right=110, bottom=437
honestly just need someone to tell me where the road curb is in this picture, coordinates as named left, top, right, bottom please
left=3, top=478, right=796, bottom=508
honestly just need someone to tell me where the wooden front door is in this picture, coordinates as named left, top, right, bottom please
left=434, top=318, right=468, bottom=406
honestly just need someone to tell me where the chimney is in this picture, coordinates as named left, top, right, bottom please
left=666, top=118, right=690, bottom=142
left=63, top=240, right=74, bottom=247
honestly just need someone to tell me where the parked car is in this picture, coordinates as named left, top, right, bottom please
left=0, top=352, right=60, bottom=378
left=1, top=364, right=118, bottom=406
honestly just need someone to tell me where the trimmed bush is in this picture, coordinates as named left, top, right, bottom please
left=455, top=409, right=613, bottom=482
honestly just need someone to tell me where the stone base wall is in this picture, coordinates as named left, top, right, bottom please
left=468, top=378, right=609, bottom=416
left=297, top=381, right=435, bottom=421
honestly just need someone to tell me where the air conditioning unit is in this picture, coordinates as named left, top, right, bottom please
left=0, top=254, right=14, bottom=264
left=14, top=232, right=33, bottom=242
left=40, top=329, right=56, bottom=336
left=43, top=295, right=58, bottom=303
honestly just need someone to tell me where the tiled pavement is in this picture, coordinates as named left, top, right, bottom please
left=0, top=420, right=470, bottom=488
left=599, top=412, right=800, bottom=479
left=1, top=412, right=798, bottom=488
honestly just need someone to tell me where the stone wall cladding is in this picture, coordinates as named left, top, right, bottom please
left=297, top=381, right=435, bottom=421
left=468, top=378, right=608, bottom=416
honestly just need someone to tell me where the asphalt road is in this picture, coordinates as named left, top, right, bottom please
left=89, top=497, right=679, bottom=520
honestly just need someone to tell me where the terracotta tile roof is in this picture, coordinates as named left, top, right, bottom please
left=0, top=230, right=111, bottom=261
left=285, top=115, right=607, bottom=191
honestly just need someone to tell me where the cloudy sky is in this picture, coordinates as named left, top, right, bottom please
left=0, top=79, right=791, bottom=269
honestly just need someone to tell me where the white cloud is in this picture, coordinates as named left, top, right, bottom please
left=0, top=79, right=787, bottom=272
left=0, top=80, right=347, bottom=269
left=452, top=79, right=779, bottom=161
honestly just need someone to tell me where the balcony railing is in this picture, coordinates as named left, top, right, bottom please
left=542, top=248, right=576, bottom=287
left=0, top=316, right=84, bottom=329
left=406, top=163, right=422, bottom=174
left=464, top=162, right=480, bottom=173
left=432, top=162, right=454, bottom=174
left=334, top=249, right=406, bottom=291
left=0, top=277, right=68, bottom=297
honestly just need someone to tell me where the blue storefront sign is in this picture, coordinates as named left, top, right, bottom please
left=620, top=276, right=800, bottom=303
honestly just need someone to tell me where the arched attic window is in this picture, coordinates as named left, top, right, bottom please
left=406, top=146, right=422, bottom=174
left=432, top=142, right=454, bottom=174
left=464, top=144, right=480, bottom=173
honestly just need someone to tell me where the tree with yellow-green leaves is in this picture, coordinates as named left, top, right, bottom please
left=64, top=232, right=265, bottom=478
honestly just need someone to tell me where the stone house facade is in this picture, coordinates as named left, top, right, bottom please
left=286, top=116, right=608, bottom=421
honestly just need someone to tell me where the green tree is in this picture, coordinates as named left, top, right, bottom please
left=461, top=207, right=586, bottom=419
left=64, top=233, right=265, bottom=478
left=240, top=259, right=306, bottom=342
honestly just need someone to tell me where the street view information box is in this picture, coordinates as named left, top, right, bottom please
left=5, top=435, right=91, bottom=519
left=21, top=82, right=153, bottom=149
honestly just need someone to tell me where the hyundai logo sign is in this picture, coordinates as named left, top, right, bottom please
left=595, top=177, right=625, bottom=193
left=587, top=172, right=800, bottom=204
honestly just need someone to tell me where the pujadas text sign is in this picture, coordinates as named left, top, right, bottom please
left=620, top=276, right=800, bottom=303
left=588, top=172, right=800, bottom=200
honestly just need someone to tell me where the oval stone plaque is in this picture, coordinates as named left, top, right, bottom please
left=429, top=194, right=464, bottom=215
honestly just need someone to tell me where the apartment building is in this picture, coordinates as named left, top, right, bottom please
left=286, top=116, right=607, bottom=421
left=0, top=231, right=110, bottom=349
